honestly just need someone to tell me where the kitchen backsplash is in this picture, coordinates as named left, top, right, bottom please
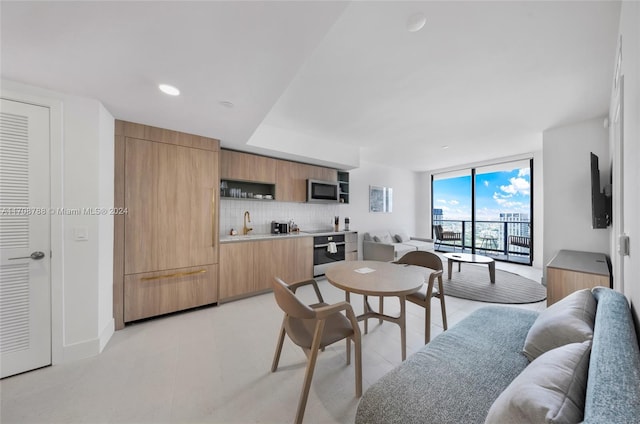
left=220, top=199, right=340, bottom=235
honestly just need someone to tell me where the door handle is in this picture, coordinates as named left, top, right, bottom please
left=8, top=251, right=46, bottom=260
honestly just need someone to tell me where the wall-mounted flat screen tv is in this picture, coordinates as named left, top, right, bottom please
left=590, top=152, right=611, bottom=229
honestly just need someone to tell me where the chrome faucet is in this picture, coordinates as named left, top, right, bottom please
left=243, top=211, right=253, bottom=235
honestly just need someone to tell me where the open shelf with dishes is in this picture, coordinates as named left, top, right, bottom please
left=220, top=179, right=276, bottom=200
left=338, top=171, right=349, bottom=204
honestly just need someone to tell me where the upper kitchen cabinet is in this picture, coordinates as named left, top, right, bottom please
left=220, top=149, right=276, bottom=183
left=114, top=120, right=220, bottom=329
left=338, top=171, right=350, bottom=204
left=276, top=160, right=338, bottom=202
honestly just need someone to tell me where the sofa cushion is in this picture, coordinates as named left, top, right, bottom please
left=394, top=231, right=410, bottom=242
left=401, top=239, right=433, bottom=251
left=393, top=244, right=416, bottom=259
left=584, top=287, right=640, bottom=423
left=355, top=306, right=538, bottom=424
left=485, top=341, right=591, bottom=424
left=523, top=288, right=595, bottom=361
left=370, top=230, right=394, bottom=244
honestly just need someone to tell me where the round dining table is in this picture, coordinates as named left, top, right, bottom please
left=325, top=260, right=429, bottom=361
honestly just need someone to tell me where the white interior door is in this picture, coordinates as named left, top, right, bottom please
left=0, top=98, right=51, bottom=378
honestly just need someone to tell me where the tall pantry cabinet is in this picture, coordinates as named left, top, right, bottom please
left=113, top=121, right=220, bottom=329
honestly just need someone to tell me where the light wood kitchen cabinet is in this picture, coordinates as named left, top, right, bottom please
left=220, top=149, right=277, bottom=183
left=276, top=161, right=306, bottom=202
left=308, top=163, right=337, bottom=182
left=124, top=264, right=218, bottom=322
left=255, top=237, right=314, bottom=289
left=219, top=236, right=313, bottom=302
left=219, top=242, right=255, bottom=299
left=276, top=160, right=338, bottom=202
left=546, top=250, right=611, bottom=306
left=345, top=232, right=358, bottom=261
left=114, top=120, right=220, bottom=329
left=291, top=237, right=314, bottom=281
left=124, top=137, right=217, bottom=274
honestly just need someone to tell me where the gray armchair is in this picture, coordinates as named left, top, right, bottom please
left=433, top=225, right=462, bottom=251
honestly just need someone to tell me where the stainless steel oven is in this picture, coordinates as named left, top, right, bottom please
left=313, top=234, right=345, bottom=276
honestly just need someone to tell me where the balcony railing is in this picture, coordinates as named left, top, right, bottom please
left=433, top=219, right=531, bottom=264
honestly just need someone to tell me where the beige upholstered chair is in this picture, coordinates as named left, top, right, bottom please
left=394, top=251, right=448, bottom=344
left=271, top=277, right=362, bottom=424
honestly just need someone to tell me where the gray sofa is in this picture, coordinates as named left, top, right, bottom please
left=356, top=287, right=640, bottom=424
left=362, top=230, right=434, bottom=262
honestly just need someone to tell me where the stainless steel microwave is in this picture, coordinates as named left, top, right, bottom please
left=307, top=179, right=339, bottom=203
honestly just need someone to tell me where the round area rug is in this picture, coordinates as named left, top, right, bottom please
left=442, top=263, right=546, bottom=304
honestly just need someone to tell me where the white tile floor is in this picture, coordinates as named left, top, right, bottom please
left=1, top=262, right=545, bottom=424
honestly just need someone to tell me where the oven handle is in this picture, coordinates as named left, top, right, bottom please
left=314, top=242, right=346, bottom=248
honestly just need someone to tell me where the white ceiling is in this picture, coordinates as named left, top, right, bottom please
left=1, top=1, right=621, bottom=172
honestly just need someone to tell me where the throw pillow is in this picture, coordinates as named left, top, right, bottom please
left=373, top=236, right=381, bottom=242
left=522, top=289, right=595, bottom=361
left=395, top=232, right=410, bottom=243
left=485, top=341, right=591, bottom=424
left=378, top=233, right=393, bottom=244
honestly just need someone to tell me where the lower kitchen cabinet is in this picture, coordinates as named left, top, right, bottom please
left=219, top=237, right=313, bottom=302
left=124, top=264, right=218, bottom=322
left=345, top=232, right=358, bottom=261
left=219, top=242, right=255, bottom=299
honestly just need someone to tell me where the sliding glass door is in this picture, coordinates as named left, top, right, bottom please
left=432, top=170, right=471, bottom=251
left=432, top=159, right=533, bottom=265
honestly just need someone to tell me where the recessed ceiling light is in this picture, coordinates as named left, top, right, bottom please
left=159, top=84, right=180, bottom=96
left=442, top=145, right=449, bottom=150
left=219, top=101, right=234, bottom=108
left=407, top=13, right=426, bottom=33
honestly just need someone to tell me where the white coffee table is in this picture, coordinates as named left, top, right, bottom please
left=443, top=252, right=496, bottom=284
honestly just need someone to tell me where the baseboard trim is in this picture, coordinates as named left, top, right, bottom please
left=99, top=318, right=115, bottom=352
left=61, top=338, right=100, bottom=363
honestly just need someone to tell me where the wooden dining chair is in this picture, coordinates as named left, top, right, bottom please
left=394, top=251, right=448, bottom=344
left=271, top=277, right=362, bottom=424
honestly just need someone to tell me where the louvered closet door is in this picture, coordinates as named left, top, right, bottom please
left=0, top=99, right=51, bottom=378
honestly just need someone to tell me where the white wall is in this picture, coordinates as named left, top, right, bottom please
left=98, top=103, right=115, bottom=351
left=415, top=171, right=432, bottom=239
left=1, top=80, right=114, bottom=363
left=612, top=1, right=640, bottom=328
left=337, top=160, right=418, bottom=257
left=542, top=117, right=611, bottom=282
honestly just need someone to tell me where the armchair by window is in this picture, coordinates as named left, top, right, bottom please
left=507, top=235, right=530, bottom=260
left=433, top=225, right=462, bottom=252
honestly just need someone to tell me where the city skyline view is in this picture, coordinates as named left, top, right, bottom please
left=433, top=165, right=531, bottom=221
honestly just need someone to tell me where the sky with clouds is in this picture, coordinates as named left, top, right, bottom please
left=433, top=166, right=531, bottom=221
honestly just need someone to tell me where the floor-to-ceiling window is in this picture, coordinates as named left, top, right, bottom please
left=431, top=159, right=533, bottom=265
left=432, top=170, right=471, bottom=250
